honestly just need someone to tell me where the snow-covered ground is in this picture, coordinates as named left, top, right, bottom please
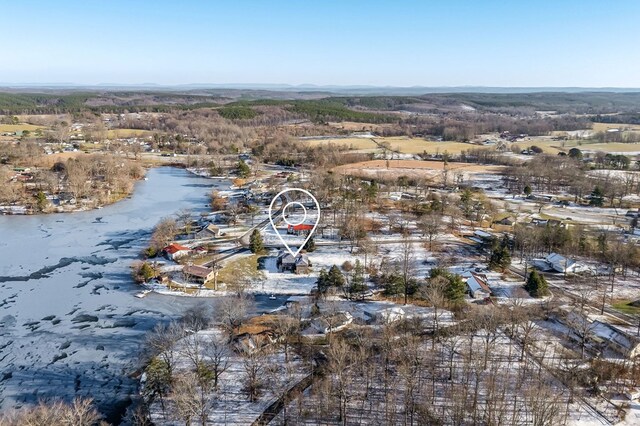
left=147, top=327, right=310, bottom=425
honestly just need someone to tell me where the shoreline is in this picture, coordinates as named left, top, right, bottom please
left=0, top=168, right=153, bottom=216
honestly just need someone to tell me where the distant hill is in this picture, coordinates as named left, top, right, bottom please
left=1, top=87, right=640, bottom=116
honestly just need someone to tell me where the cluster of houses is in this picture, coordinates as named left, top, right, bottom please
left=499, top=131, right=529, bottom=142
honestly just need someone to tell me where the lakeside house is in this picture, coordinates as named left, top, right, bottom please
left=277, top=251, right=312, bottom=274
left=182, top=264, right=214, bottom=285
left=164, top=243, right=191, bottom=260
left=194, top=223, right=222, bottom=239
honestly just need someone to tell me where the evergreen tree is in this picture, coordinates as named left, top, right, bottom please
left=327, top=265, right=345, bottom=288
left=568, top=147, right=583, bottom=160
left=303, top=236, right=316, bottom=252
left=316, top=269, right=329, bottom=293
left=349, top=259, right=367, bottom=296
left=317, top=265, right=345, bottom=293
left=429, top=268, right=466, bottom=302
left=444, top=274, right=466, bottom=302
left=459, top=188, right=473, bottom=218
left=525, top=270, right=549, bottom=297
left=249, top=229, right=264, bottom=254
left=35, top=190, right=48, bottom=212
left=523, top=185, right=532, bottom=196
left=589, top=186, right=604, bottom=207
left=382, top=271, right=405, bottom=296
left=363, top=181, right=378, bottom=201
left=237, top=160, right=251, bottom=178
left=488, top=236, right=512, bottom=272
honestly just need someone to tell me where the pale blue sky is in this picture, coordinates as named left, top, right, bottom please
left=2, top=0, right=639, bottom=87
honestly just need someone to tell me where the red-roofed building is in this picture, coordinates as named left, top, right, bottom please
left=163, top=243, right=191, bottom=260
left=287, top=224, right=314, bottom=235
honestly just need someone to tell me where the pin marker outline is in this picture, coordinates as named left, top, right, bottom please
left=268, top=188, right=320, bottom=258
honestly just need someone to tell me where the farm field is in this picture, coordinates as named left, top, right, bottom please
left=302, top=136, right=379, bottom=151
left=591, top=122, right=640, bottom=132
left=517, top=138, right=640, bottom=155
left=106, top=128, right=154, bottom=139
left=334, top=159, right=503, bottom=181
left=303, top=135, right=482, bottom=154
left=581, top=142, right=640, bottom=153
left=0, top=123, right=44, bottom=132
left=383, top=136, right=480, bottom=154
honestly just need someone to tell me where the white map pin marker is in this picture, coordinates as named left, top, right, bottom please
left=268, top=188, right=320, bottom=258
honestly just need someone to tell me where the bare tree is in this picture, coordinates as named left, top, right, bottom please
left=241, top=350, right=267, bottom=402
left=170, top=371, right=213, bottom=426
left=145, top=322, right=184, bottom=378
left=0, top=398, right=102, bottom=426
left=418, top=212, right=443, bottom=251
left=213, top=295, right=253, bottom=342
left=398, top=232, right=416, bottom=305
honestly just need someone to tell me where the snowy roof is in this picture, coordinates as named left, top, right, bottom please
left=183, top=265, right=213, bottom=279
left=546, top=252, right=575, bottom=268
left=164, top=243, right=190, bottom=254
left=465, top=273, right=491, bottom=294
left=474, top=230, right=493, bottom=239
left=377, top=307, right=406, bottom=323
left=277, top=250, right=308, bottom=265
left=592, top=320, right=640, bottom=353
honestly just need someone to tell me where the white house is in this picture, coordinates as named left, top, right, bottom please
left=163, top=243, right=191, bottom=260
left=545, top=253, right=591, bottom=274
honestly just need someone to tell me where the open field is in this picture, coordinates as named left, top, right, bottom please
left=327, top=121, right=391, bottom=132
left=581, top=142, right=640, bottom=153
left=334, top=159, right=504, bottom=181
left=214, top=253, right=264, bottom=288
left=591, top=122, right=640, bottom=132
left=384, top=136, right=479, bottom=154
left=106, top=128, right=154, bottom=139
left=303, top=135, right=484, bottom=154
left=0, top=123, right=45, bottom=133
left=516, top=138, right=640, bottom=155
left=33, top=151, right=87, bottom=167
left=302, top=136, right=379, bottom=151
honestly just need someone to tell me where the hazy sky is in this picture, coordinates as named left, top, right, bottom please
left=2, top=0, right=639, bottom=87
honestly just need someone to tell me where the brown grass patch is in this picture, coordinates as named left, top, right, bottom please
left=0, top=124, right=45, bottom=133
left=333, top=159, right=504, bottom=182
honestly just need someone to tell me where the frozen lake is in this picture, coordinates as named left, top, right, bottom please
left=0, top=167, right=245, bottom=421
